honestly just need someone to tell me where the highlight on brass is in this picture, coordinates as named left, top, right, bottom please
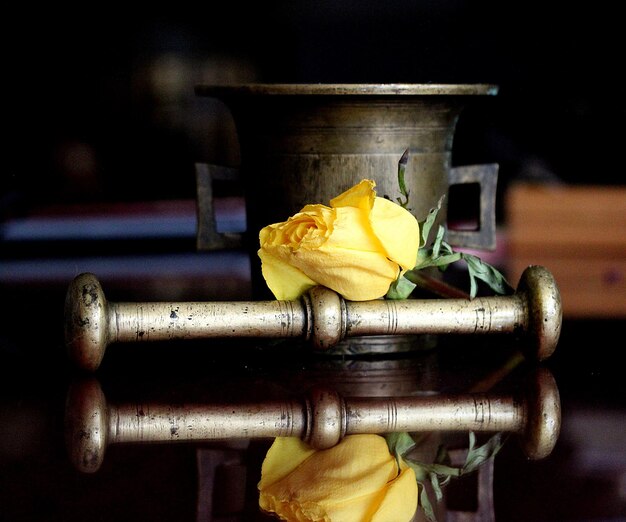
left=65, top=368, right=560, bottom=473
left=64, top=265, right=562, bottom=371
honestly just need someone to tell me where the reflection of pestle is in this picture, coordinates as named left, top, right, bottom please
left=65, top=368, right=560, bottom=473
left=64, top=265, right=561, bottom=371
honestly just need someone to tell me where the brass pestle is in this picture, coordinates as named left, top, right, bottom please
left=65, top=368, right=561, bottom=473
left=64, top=265, right=561, bottom=371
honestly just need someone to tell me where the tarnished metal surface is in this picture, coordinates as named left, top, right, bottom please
left=64, top=265, right=562, bottom=371
left=194, top=163, right=243, bottom=251
left=446, top=163, right=499, bottom=250
left=195, top=162, right=499, bottom=252
left=194, top=83, right=499, bottom=282
left=194, top=84, right=499, bottom=97
left=65, top=368, right=560, bottom=473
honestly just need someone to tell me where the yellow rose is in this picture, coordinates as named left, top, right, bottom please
left=258, top=179, right=420, bottom=301
left=258, top=435, right=418, bottom=522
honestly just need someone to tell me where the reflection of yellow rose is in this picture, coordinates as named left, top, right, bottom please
left=258, top=435, right=418, bottom=522
left=258, top=179, right=420, bottom=301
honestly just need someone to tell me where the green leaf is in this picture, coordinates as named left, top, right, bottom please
left=431, top=224, right=446, bottom=257
left=396, top=149, right=410, bottom=208
left=419, top=485, right=437, bottom=522
left=419, top=196, right=445, bottom=248
left=405, top=460, right=430, bottom=483
left=461, top=253, right=513, bottom=299
left=408, top=461, right=462, bottom=479
left=438, top=239, right=456, bottom=256
left=386, top=274, right=417, bottom=300
left=399, top=431, right=509, bottom=522
left=462, top=432, right=507, bottom=473
left=430, top=473, right=444, bottom=503
left=385, top=156, right=513, bottom=305
left=410, top=252, right=462, bottom=272
left=385, top=432, right=416, bottom=459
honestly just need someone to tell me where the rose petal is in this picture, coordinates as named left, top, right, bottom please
left=258, top=179, right=420, bottom=301
left=370, top=197, right=420, bottom=270
left=371, top=464, right=419, bottom=522
left=260, top=205, right=333, bottom=251
left=258, top=437, right=317, bottom=490
left=325, top=206, right=385, bottom=254
left=258, top=248, right=317, bottom=301
left=286, top=205, right=398, bottom=301
left=259, top=435, right=414, bottom=522
left=330, top=179, right=376, bottom=212
left=290, top=245, right=398, bottom=301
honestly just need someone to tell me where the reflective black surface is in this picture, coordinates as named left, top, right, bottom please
left=1, top=277, right=624, bottom=521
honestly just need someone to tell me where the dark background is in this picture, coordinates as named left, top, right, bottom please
left=3, top=1, right=625, bottom=213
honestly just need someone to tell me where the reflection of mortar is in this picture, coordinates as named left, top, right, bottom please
left=194, top=84, right=499, bottom=353
left=278, top=355, right=441, bottom=399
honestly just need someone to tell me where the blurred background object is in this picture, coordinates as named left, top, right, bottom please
left=4, top=2, right=626, bottom=210
left=506, top=183, right=626, bottom=318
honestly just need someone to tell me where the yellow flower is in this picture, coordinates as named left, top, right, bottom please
left=258, top=435, right=418, bottom=522
left=258, top=179, right=420, bottom=301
